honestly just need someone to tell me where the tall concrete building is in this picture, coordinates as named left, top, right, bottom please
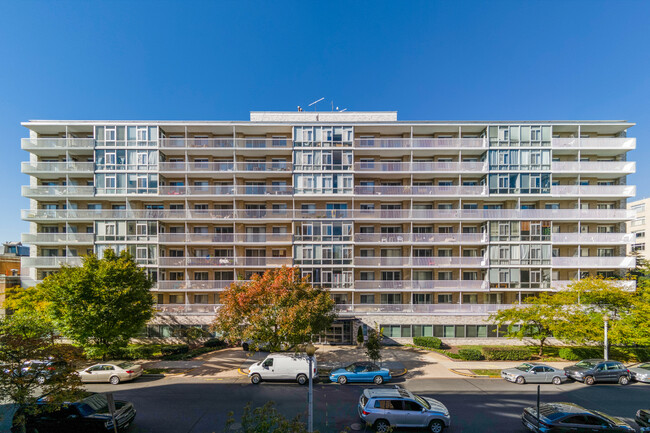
left=628, top=198, right=650, bottom=259
left=20, top=112, right=637, bottom=342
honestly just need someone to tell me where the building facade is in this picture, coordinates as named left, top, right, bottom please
left=21, top=112, right=637, bottom=342
left=628, top=198, right=649, bottom=259
left=0, top=242, right=28, bottom=317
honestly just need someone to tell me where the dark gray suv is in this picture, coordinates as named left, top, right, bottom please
left=564, top=359, right=631, bottom=385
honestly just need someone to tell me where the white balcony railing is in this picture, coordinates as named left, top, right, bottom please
left=353, top=256, right=488, bottom=267
left=159, top=138, right=291, bottom=149
left=353, top=280, right=489, bottom=291
left=155, top=280, right=236, bottom=291
left=21, top=257, right=84, bottom=267
left=551, top=233, right=635, bottom=244
left=21, top=138, right=95, bottom=150
left=21, top=233, right=94, bottom=244
left=22, top=186, right=96, bottom=197
left=156, top=304, right=223, bottom=315
left=355, top=138, right=487, bottom=149
left=551, top=161, right=636, bottom=173
left=552, top=280, right=637, bottom=291
left=551, top=257, right=636, bottom=268
left=21, top=161, right=94, bottom=174
left=354, top=161, right=488, bottom=172
left=551, top=185, right=636, bottom=197
left=157, top=257, right=292, bottom=267
left=336, top=303, right=513, bottom=315
left=552, top=137, right=636, bottom=150
left=353, top=185, right=487, bottom=196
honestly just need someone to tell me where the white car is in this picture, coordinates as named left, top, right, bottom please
left=78, top=362, right=143, bottom=385
left=248, top=353, right=317, bottom=385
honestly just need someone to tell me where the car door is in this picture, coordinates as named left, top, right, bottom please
left=593, top=363, right=608, bottom=382
left=387, top=400, right=407, bottom=426
left=402, top=399, right=425, bottom=427
left=608, top=362, right=625, bottom=382
left=82, top=365, right=104, bottom=383
left=260, top=358, right=274, bottom=379
left=582, top=414, right=613, bottom=432
left=544, top=366, right=557, bottom=382
left=100, top=365, right=116, bottom=382
left=530, top=366, right=546, bottom=383
left=355, top=364, right=368, bottom=382
left=558, top=415, right=591, bottom=433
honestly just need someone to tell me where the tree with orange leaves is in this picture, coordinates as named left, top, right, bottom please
left=212, top=267, right=336, bottom=351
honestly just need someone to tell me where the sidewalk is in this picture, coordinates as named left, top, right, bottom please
left=143, top=345, right=577, bottom=379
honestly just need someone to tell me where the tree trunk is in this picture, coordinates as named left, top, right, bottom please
left=538, top=337, right=546, bottom=357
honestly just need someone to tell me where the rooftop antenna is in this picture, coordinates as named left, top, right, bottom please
left=308, top=97, right=325, bottom=111
left=339, top=108, right=347, bottom=112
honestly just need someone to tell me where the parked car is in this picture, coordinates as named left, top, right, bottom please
left=78, top=362, right=143, bottom=385
left=563, top=359, right=631, bottom=385
left=248, top=353, right=317, bottom=385
left=330, top=362, right=391, bottom=385
left=11, top=391, right=136, bottom=433
left=521, top=402, right=635, bottom=433
left=637, top=409, right=650, bottom=428
left=21, top=360, right=70, bottom=384
left=358, top=386, right=450, bottom=433
left=629, top=362, right=650, bottom=383
left=501, top=362, right=567, bottom=385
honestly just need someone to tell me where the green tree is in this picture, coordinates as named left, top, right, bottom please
left=490, top=292, right=560, bottom=356
left=172, top=326, right=211, bottom=349
left=38, top=249, right=155, bottom=360
left=356, top=325, right=364, bottom=346
left=213, top=267, right=336, bottom=352
left=365, top=326, right=383, bottom=364
left=0, top=313, right=84, bottom=433
left=224, top=401, right=314, bottom=433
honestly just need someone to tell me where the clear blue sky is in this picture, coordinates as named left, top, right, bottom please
left=1, top=0, right=649, bottom=242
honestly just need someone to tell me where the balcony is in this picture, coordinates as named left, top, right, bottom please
left=551, top=257, right=635, bottom=268
left=355, top=138, right=486, bottom=149
left=157, top=257, right=292, bottom=267
left=238, top=162, right=291, bottom=172
left=353, top=280, right=489, bottom=291
left=155, top=280, right=235, bottom=291
left=22, top=257, right=84, bottom=267
left=354, top=256, right=488, bottom=267
left=22, top=185, right=95, bottom=198
left=551, top=185, right=636, bottom=197
left=353, top=233, right=487, bottom=244
left=353, top=185, right=487, bottom=196
left=551, top=233, right=635, bottom=244
left=552, top=280, right=637, bottom=291
left=21, top=138, right=95, bottom=151
left=354, top=161, right=488, bottom=173
left=22, top=161, right=94, bottom=175
left=159, top=185, right=235, bottom=196
left=21, top=233, right=94, bottom=244
left=156, top=304, right=223, bottom=315
left=159, top=161, right=235, bottom=172
left=159, top=138, right=291, bottom=149
left=552, top=137, right=636, bottom=150
left=551, top=161, right=636, bottom=174
left=336, top=303, right=513, bottom=315
left=236, top=185, right=293, bottom=196
left=157, top=233, right=292, bottom=244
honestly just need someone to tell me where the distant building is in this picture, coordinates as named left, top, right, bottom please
left=0, top=242, right=27, bottom=317
left=628, top=198, right=650, bottom=260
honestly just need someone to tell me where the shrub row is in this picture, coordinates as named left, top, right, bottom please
left=160, top=344, right=190, bottom=356
left=204, top=338, right=226, bottom=348
left=412, top=336, right=442, bottom=349
left=558, top=346, right=650, bottom=362
left=458, top=349, right=483, bottom=361
left=482, top=347, right=532, bottom=361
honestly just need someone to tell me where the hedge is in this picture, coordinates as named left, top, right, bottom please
left=161, top=344, right=190, bottom=356
left=458, top=348, right=483, bottom=361
left=558, top=347, right=602, bottom=361
left=482, top=347, right=532, bottom=361
left=559, top=347, right=650, bottom=362
left=204, top=338, right=226, bottom=348
left=413, top=337, right=442, bottom=349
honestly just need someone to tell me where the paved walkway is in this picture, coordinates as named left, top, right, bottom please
left=143, top=345, right=577, bottom=379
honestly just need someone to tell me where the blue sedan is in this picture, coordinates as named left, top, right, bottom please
left=329, top=362, right=391, bottom=385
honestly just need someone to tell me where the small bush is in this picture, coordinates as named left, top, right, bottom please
left=628, top=347, right=650, bottom=362
left=204, top=338, right=225, bottom=348
left=482, top=347, right=532, bottom=361
left=458, top=349, right=483, bottom=361
left=558, top=347, right=602, bottom=361
left=413, top=336, right=442, bottom=349
left=162, top=346, right=215, bottom=360
left=126, top=344, right=157, bottom=359
left=161, top=344, right=189, bottom=356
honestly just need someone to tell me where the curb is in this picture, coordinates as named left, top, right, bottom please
left=237, top=368, right=249, bottom=376
left=391, top=368, right=408, bottom=378
left=449, top=368, right=500, bottom=379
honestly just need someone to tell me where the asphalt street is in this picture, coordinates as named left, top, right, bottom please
left=83, top=375, right=650, bottom=433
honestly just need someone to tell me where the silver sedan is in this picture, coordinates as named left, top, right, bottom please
left=78, top=362, right=143, bottom=385
left=501, top=362, right=567, bottom=385
left=630, top=362, right=650, bottom=383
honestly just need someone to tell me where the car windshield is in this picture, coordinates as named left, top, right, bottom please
left=75, top=393, right=108, bottom=416
left=575, top=360, right=596, bottom=368
left=414, top=394, right=430, bottom=410
left=345, top=364, right=356, bottom=372
left=515, top=363, right=533, bottom=372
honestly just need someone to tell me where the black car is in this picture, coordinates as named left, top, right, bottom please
left=522, top=402, right=635, bottom=432
left=563, top=359, right=631, bottom=385
left=637, top=409, right=650, bottom=428
left=22, top=360, right=70, bottom=384
left=12, top=392, right=136, bottom=433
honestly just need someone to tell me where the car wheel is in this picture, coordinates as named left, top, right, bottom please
left=619, top=375, right=630, bottom=385
left=297, top=374, right=308, bottom=385
left=374, top=419, right=390, bottom=433
left=242, top=342, right=249, bottom=351
left=338, top=375, right=347, bottom=385
left=552, top=376, right=562, bottom=385
left=429, top=419, right=445, bottom=433
left=515, top=376, right=525, bottom=385
left=585, top=376, right=595, bottom=385
left=36, top=375, right=46, bottom=385
left=250, top=373, right=261, bottom=384
left=373, top=375, right=384, bottom=385
left=109, top=375, right=120, bottom=385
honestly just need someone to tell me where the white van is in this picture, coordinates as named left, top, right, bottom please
left=248, top=353, right=317, bottom=385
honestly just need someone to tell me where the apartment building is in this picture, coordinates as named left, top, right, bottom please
left=20, top=112, right=637, bottom=343
left=628, top=198, right=649, bottom=259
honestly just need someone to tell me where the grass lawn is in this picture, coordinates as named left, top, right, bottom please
left=470, top=369, right=501, bottom=377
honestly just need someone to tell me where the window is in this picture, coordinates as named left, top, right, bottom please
left=437, top=294, right=452, bottom=304
left=194, top=295, right=209, bottom=304
left=360, top=295, right=375, bottom=304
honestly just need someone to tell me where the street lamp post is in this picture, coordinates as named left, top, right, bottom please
left=305, top=342, right=316, bottom=433
left=603, top=314, right=609, bottom=361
